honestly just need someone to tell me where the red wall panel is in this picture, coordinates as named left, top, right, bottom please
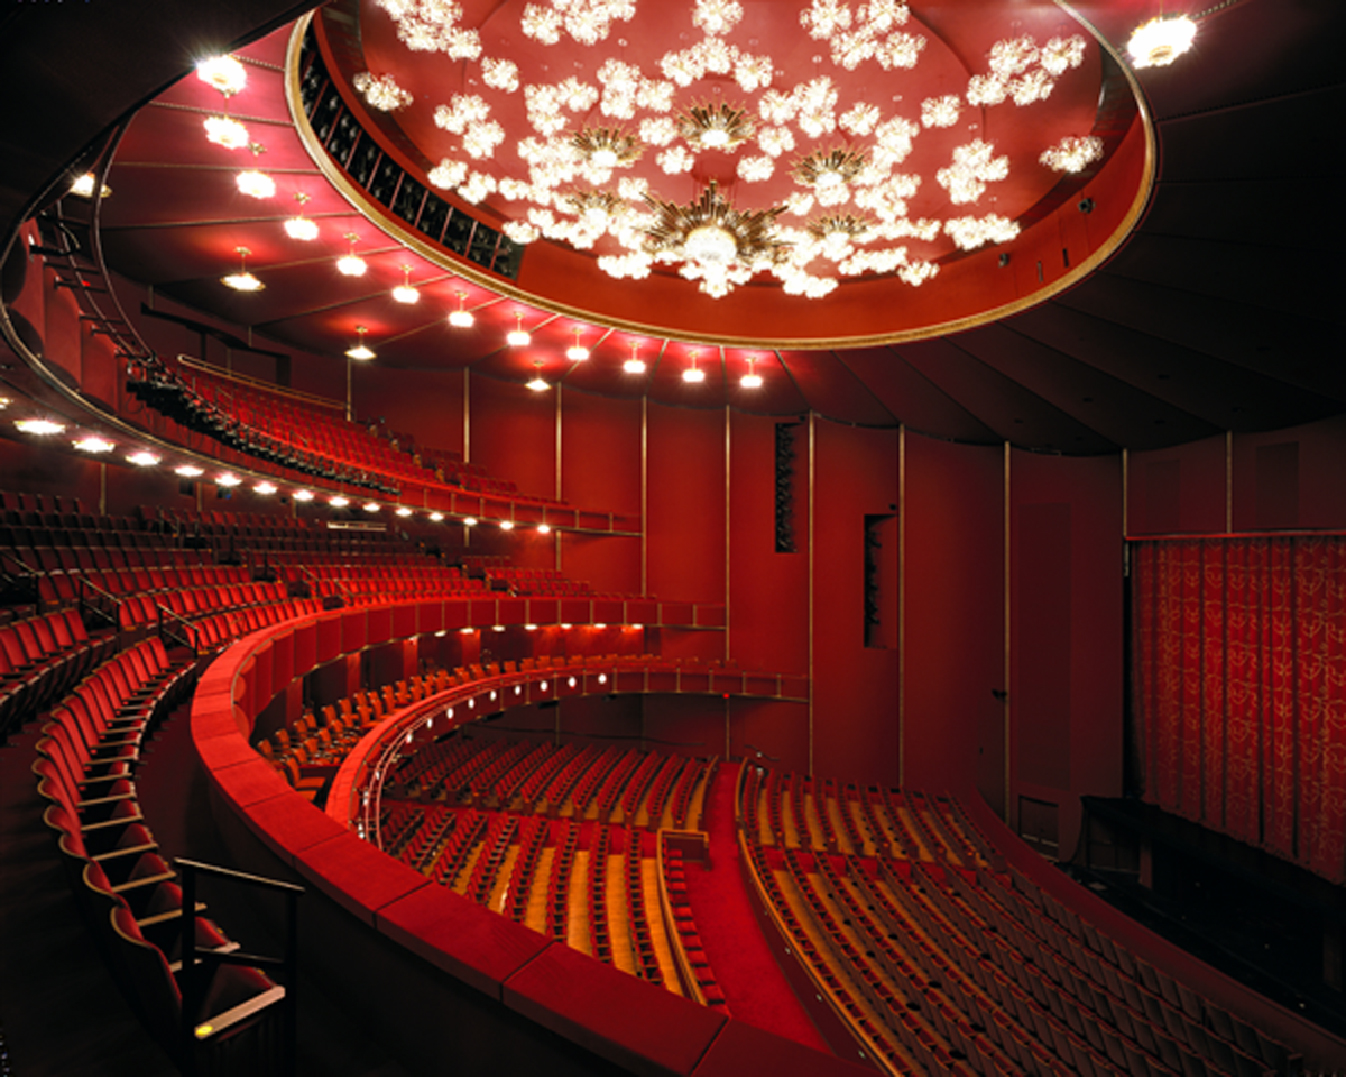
left=1011, top=451, right=1124, bottom=854
left=468, top=373, right=556, bottom=502
left=647, top=401, right=726, bottom=606
left=560, top=388, right=641, bottom=516
left=811, top=420, right=900, bottom=788
left=902, top=434, right=1004, bottom=801
left=1234, top=414, right=1346, bottom=532
left=1127, top=434, right=1226, bottom=535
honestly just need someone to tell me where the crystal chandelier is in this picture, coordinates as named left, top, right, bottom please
left=369, top=0, right=1097, bottom=299
left=353, top=71, right=414, bottom=111
left=1039, top=135, right=1104, bottom=174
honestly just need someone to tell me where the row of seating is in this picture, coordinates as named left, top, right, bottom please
left=128, top=356, right=404, bottom=494
left=29, top=636, right=287, bottom=1068
left=737, top=765, right=1301, bottom=1077
left=750, top=767, right=995, bottom=867
left=661, top=841, right=727, bottom=1012
left=0, top=609, right=113, bottom=736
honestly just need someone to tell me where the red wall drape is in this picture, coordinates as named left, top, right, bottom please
left=1132, top=536, right=1346, bottom=883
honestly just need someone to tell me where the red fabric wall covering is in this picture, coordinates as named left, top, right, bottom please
left=1133, top=535, right=1346, bottom=883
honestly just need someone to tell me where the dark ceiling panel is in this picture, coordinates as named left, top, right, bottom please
left=777, top=351, right=895, bottom=428
left=892, top=338, right=1119, bottom=454
left=830, top=347, right=1001, bottom=445
left=1052, top=273, right=1346, bottom=404
left=1155, top=84, right=1346, bottom=184
left=951, top=323, right=1218, bottom=451
left=1103, top=232, right=1339, bottom=318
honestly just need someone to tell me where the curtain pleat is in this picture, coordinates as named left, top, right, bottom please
left=1132, top=535, right=1346, bottom=884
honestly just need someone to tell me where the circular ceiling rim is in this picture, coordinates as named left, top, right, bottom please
left=289, top=4, right=1158, bottom=351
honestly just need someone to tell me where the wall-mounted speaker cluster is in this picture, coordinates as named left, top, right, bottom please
left=774, top=422, right=798, bottom=554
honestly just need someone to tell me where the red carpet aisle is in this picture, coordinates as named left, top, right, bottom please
left=682, top=762, right=830, bottom=1052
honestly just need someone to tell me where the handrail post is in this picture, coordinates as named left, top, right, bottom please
left=180, top=860, right=198, bottom=1075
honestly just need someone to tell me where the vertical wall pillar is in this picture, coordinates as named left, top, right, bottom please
left=1003, top=441, right=1012, bottom=823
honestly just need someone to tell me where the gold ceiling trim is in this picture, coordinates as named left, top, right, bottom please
left=285, top=6, right=1156, bottom=352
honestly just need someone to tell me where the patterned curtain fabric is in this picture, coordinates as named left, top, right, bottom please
left=1132, top=536, right=1346, bottom=884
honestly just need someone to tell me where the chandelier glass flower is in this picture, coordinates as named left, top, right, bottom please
left=365, top=0, right=1104, bottom=300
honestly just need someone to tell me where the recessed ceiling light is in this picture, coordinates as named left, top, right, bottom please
left=499, top=520, right=515, bottom=530
left=294, top=489, right=314, bottom=501
left=392, top=264, right=419, bottom=304
left=363, top=501, right=381, bottom=512
left=449, top=292, right=474, bottom=328
left=463, top=517, right=477, bottom=527
left=126, top=451, right=160, bottom=467
left=195, top=55, right=247, bottom=95
left=221, top=246, right=262, bottom=291
left=330, top=495, right=350, bottom=507
left=204, top=115, right=250, bottom=149
left=337, top=232, right=367, bottom=276
left=537, top=523, right=551, bottom=534
left=175, top=464, right=204, bottom=478
left=396, top=506, right=413, bottom=517
left=15, top=419, right=65, bottom=435
left=346, top=326, right=376, bottom=361
left=507, top=313, right=531, bottom=347
left=236, top=170, right=275, bottom=198
left=429, top=511, right=444, bottom=521
left=254, top=482, right=277, bottom=495
left=216, top=472, right=242, bottom=487
left=73, top=436, right=114, bottom=453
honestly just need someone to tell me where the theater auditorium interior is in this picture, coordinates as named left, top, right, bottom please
left=1, top=0, right=1344, bottom=1074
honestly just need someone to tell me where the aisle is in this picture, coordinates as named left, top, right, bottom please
left=682, top=762, right=831, bottom=1052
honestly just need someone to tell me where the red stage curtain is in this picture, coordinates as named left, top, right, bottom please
left=1132, top=535, right=1346, bottom=884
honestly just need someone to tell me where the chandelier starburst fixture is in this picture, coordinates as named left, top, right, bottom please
left=678, top=101, right=755, bottom=151
left=566, top=328, right=591, bottom=361
left=221, top=247, right=263, bottom=292
left=1039, top=135, right=1104, bottom=174
left=642, top=180, right=790, bottom=298
left=1127, top=15, right=1197, bottom=69
left=571, top=127, right=644, bottom=175
left=371, top=0, right=1108, bottom=300
left=353, top=71, right=414, bottom=111
left=624, top=342, right=646, bottom=374
left=507, top=312, right=531, bottom=347
left=337, top=233, right=367, bottom=276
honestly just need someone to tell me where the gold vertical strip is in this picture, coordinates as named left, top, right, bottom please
left=1003, top=441, right=1012, bottom=823
left=641, top=394, right=648, bottom=597
left=808, top=411, right=816, bottom=777
left=1122, top=447, right=1129, bottom=537
left=725, top=405, right=732, bottom=759
left=556, top=384, right=563, bottom=574
left=463, top=367, right=471, bottom=464
left=898, top=423, right=906, bottom=787
left=1226, top=430, right=1234, bottom=533
left=100, top=461, right=108, bottom=517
